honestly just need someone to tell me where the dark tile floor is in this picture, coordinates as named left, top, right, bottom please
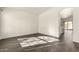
left=0, top=31, right=78, bottom=52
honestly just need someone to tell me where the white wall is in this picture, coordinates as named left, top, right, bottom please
left=0, top=7, right=64, bottom=39
left=38, top=8, right=61, bottom=38
left=73, top=8, right=79, bottom=42
left=0, top=9, right=2, bottom=38
left=0, top=8, right=38, bottom=39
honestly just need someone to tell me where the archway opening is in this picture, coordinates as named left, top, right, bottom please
left=59, top=8, right=75, bottom=51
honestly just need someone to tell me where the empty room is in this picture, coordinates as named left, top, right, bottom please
left=0, top=7, right=79, bottom=52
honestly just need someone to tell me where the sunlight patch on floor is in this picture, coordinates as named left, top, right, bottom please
left=17, top=36, right=59, bottom=48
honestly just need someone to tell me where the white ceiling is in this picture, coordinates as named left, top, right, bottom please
left=2, top=7, right=51, bottom=15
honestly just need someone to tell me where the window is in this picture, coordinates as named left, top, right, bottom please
left=64, top=21, right=72, bottom=30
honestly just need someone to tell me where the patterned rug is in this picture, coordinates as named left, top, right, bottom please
left=17, top=36, right=59, bottom=48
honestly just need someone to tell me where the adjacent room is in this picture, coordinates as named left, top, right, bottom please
left=0, top=7, right=78, bottom=52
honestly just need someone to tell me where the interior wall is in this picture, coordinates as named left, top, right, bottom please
left=73, top=8, right=79, bottom=43
left=59, top=18, right=64, bottom=35
left=38, top=8, right=62, bottom=38
left=0, top=8, right=38, bottom=39
left=0, top=9, right=2, bottom=38
left=0, top=7, right=64, bottom=39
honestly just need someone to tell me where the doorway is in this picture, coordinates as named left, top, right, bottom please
left=63, top=16, right=73, bottom=42
left=60, top=8, right=73, bottom=41
left=59, top=8, right=74, bottom=51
